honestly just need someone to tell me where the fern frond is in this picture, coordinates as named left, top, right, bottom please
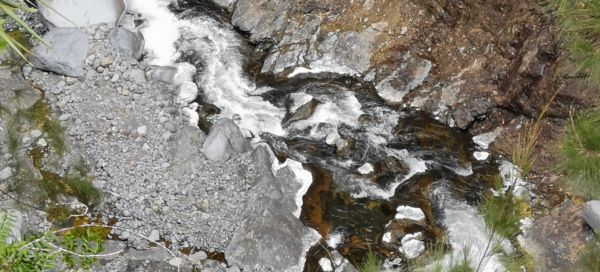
left=0, top=209, right=15, bottom=245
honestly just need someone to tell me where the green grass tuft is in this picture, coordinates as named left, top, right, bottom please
left=360, top=250, right=381, bottom=272
left=559, top=110, right=600, bottom=199
left=6, top=118, right=20, bottom=155
left=43, top=118, right=66, bottom=155
left=63, top=174, right=101, bottom=208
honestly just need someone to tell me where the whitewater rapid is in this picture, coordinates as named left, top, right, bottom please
left=128, top=1, right=508, bottom=271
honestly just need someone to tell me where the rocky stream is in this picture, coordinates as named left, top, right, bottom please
left=0, top=0, right=598, bottom=272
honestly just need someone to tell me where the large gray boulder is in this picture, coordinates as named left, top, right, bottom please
left=30, top=28, right=88, bottom=77
left=38, top=0, right=126, bottom=28
left=226, top=145, right=318, bottom=271
left=583, top=200, right=600, bottom=231
left=201, top=119, right=250, bottom=161
left=110, top=27, right=145, bottom=60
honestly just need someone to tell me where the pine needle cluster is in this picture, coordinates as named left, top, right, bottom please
left=560, top=110, right=600, bottom=199
left=551, top=0, right=600, bottom=87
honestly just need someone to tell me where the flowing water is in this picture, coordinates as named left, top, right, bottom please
left=130, top=1, right=508, bottom=271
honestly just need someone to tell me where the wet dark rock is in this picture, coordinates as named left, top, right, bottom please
left=335, top=138, right=352, bottom=158
left=30, top=28, right=89, bottom=77
left=111, top=27, right=145, bottom=60
left=358, top=114, right=376, bottom=127
left=202, top=119, right=251, bottom=161
left=393, top=112, right=472, bottom=168
left=283, top=97, right=319, bottom=126
left=451, top=97, right=493, bottom=129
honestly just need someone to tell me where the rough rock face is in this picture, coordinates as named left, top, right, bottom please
left=201, top=119, right=251, bottom=161
left=376, top=55, right=432, bottom=104
left=226, top=145, right=318, bottom=271
left=523, top=201, right=594, bottom=272
left=38, top=0, right=125, bottom=28
left=231, top=0, right=587, bottom=132
left=233, top=0, right=381, bottom=76
left=30, top=28, right=89, bottom=77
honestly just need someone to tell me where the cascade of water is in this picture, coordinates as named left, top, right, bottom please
left=128, top=2, right=504, bottom=271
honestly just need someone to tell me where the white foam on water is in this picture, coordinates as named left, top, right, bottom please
left=474, top=151, right=490, bottom=161
left=284, top=160, right=314, bottom=218
left=326, top=232, right=343, bottom=248
left=432, top=200, right=508, bottom=272
left=395, top=206, right=425, bottom=222
left=357, top=163, right=374, bottom=175
left=382, top=232, right=392, bottom=243
left=287, top=61, right=362, bottom=78
left=131, top=1, right=285, bottom=136
left=178, top=19, right=286, bottom=135
left=290, top=92, right=364, bottom=131
left=319, top=258, right=334, bottom=272
left=129, top=0, right=181, bottom=66
left=498, top=160, right=529, bottom=198
left=288, top=67, right=326, bottom=78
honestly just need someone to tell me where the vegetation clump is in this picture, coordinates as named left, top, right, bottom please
left=359, top=250, right=381, bottom=272
left=559, top=110, right=600, bottom=199
left=579, top=233, right=600, bottom=272
left=551, top=0, right=600, bottom=87
left=0, top=0, right=44, bottom=60
left=0, top=209, right=108, bottom=271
